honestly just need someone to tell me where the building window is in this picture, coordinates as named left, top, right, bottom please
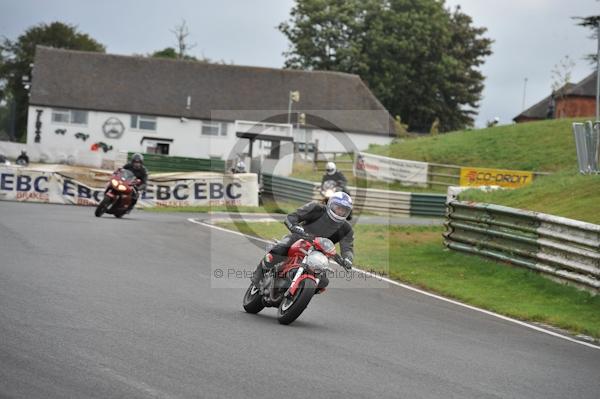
left=52, top=109, right=88, bottom=125
left=130, top=115, right=157, bottom=131
left=71, top=110, right=88, bottom=124
left=297, top=142, right=316, bottom=153
left=201, top=121, right=228, bottom=136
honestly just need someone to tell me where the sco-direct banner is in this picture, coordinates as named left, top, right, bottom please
left=354, top=152, right=428, bottom=185
left=459, top=167, right=533, bottom=188
left=0, top=167, right=259, bottom=207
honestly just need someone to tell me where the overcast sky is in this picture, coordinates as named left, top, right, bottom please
left=1, top=0, right=598, bottom=128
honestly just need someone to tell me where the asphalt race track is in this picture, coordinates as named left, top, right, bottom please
left=1, top=202, right=599, bottom=399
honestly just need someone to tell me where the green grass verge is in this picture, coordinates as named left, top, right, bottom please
left=368, top=118, right=584, bottom=172
left=460, top=171, right=600, bottom=224
left=216, top=221, right=600, bottom=339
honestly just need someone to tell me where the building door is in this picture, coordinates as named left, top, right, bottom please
left=155, top=142, right=169, bottom=155
left=142, top=137, right=172, bottom=155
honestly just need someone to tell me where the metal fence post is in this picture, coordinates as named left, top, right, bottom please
left=592, top=121, right=600, bottom=173
left=573, top=122, right=600, bottom=174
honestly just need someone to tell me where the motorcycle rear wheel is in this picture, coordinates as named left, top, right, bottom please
left=243, top=283, right=265, bottom=314
left=277, top=279, right=316, bottom=325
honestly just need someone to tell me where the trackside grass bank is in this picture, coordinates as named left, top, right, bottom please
left=368, top=118, right=583, bottom=172
left=365, top=117, right=600, bottom=222
left=216, top=221, right=600, bottom=339
left=460, top=172, right=600, bottom=224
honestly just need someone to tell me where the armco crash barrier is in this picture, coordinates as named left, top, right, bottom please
left=261, top=173, right=446, bottom=217
left=261, top=174, right=317, bottom=203
left=0, top=166, right=259, bottom=207
left=444, top=201, right=600, bottom=291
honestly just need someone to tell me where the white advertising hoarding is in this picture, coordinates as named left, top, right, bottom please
left=354, top=152, right=429, bottom=185
left=0, top=167, right=259, bottom=207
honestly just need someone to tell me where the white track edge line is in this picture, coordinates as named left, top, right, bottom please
left=187, top=217, right=600, bottom=351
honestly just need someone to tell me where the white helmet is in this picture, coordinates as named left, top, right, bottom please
left=325, top=162, right=336, bottom=175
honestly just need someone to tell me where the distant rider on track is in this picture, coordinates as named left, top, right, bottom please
left=321, top=161, right=348, bottom=193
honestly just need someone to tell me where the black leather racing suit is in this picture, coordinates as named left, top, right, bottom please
left=253, top=201, right=354, bottom=287
left=122, top=163, right=148, bottom=210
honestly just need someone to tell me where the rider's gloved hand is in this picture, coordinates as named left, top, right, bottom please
left=290, top=225, right=305, bottom=236
left=343, top=258, right=353, bottom=270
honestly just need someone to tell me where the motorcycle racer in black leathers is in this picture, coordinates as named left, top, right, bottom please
left=252, top=192, right=354, bottom=288
left=122, top=153, right=148, bottom=212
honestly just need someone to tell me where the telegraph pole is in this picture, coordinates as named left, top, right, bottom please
left=521, top=77, right=528, bottom=111
left=596, top=20, right=599, bottom=121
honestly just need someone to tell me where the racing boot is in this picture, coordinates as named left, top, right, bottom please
left=251, top=253, right=276, bottom=285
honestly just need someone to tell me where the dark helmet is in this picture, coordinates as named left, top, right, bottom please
left=131, top=153, right=144, bottom=169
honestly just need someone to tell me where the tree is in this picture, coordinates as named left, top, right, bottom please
left=170, top=20, right=197, bottom=60
left=0, top=22, right=105, bottom=141
left=278, top=0, right=492, bottom=132
left=152, top=47, right=179, bottom=59
left=574, top=12, right=599, bottom=65
left=550, top=55, right=576, bottom=108
left=151, top=46, right=199, bottom=61
left=150, top=21, right=203, bottom=61
left=574, top=10, right=599, bottom=119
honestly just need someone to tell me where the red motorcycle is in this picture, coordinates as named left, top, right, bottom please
left=94, top=169, right=139, bottom=218
left=243, top=234, right=349, bottom=325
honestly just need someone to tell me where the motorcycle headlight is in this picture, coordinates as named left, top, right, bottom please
left=305, top=252, right=329, bottom=274
left=111, top=179, right=119, bottom=187
left=117, top=184, right=127, bottom=191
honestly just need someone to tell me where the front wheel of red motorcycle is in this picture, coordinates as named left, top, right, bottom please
left=94, top=197, right=111, bottom=217
left=243, top=283, right=265, bottom=314
left=277, top=279, right=316, bottom=325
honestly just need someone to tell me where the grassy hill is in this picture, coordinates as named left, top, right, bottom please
left=460, top=171, right=600, bottom=224
left=366, top=118, right=600, bottom=223
left=368, top=118, right=583, bottom=172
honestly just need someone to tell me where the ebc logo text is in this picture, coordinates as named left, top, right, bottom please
left=61, top=179, right=104, bottom=202
left=142, top=182, right=242, bottom=201
left=0, top=172, right=50, bottom=201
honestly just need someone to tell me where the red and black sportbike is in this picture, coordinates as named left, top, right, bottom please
left=243, top=234, right=350, bottom=325
left=94, top=169, right=139, bottom=218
